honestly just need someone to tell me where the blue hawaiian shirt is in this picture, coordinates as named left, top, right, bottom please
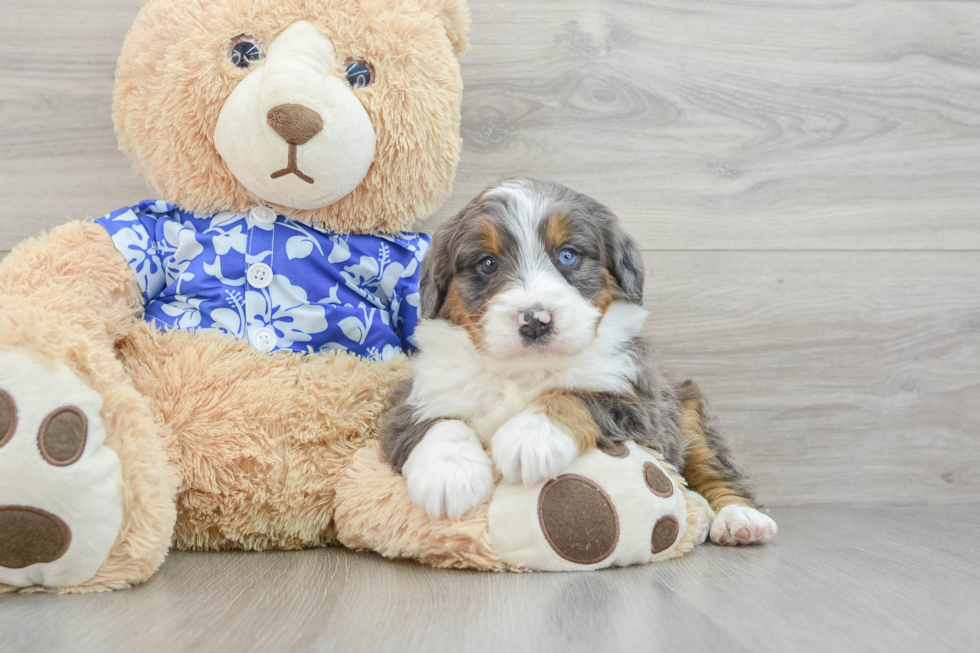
left=96, top=200, right=429, bottom=360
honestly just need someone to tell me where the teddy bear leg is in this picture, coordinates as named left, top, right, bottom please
left=334, top=441, right=702, bottom=572
left=0, top=309, right=178, bottom=592
left=486, top=442, right=699, bottom=571
left=0, top=224, right=178, bottom=592
left=332, top=442, right=510, bottom=571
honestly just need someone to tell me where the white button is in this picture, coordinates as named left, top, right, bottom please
left=250, top=206, right=278, bottom=224
left=250, top=327, right=276, bottom=353
left=247, top=263, right=273, bottom=289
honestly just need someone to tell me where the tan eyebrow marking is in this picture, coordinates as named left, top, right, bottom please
left=544, top=212, right=572, bottom=251
left=479, top=221, right=503, bottom=255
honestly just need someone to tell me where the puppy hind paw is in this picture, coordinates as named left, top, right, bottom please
left=491, top=410, right=578, bottom=486
left=403, top=420, right=494, bottom=520
left=709, top=505, right=777, bottom=546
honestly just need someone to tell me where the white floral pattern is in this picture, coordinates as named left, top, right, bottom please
left=97, top=201, right=428, bottom=359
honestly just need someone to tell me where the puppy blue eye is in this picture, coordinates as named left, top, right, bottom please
left=345, top=60, right=372, bottom=88
left=478, top=256, right=498, bottom=275
left=558, top=249, right=578, bottom=266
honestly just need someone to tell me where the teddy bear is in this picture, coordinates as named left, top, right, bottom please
left=0, top=0, right=701, bottom=593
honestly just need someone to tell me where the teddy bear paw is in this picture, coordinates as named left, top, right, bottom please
left=710, top=505, right=778, bottom=545
left=0, top=350, right=123, bottom=588
left=488, top=441, right=692, bottom=570
left=684, top=490, right=715, bottom=546
left=491, top=410, right=578, bottom=486
left=403, top=420, right=494, bottom=520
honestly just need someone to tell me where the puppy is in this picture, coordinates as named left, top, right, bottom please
left=381, top=179, right=776, bottom=545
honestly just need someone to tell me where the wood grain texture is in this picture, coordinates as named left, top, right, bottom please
left=1, top=1, right=979, bottom=507
left=1, top=506, right=977, bottom=653
left=0, top=0, right=148, bottom=248
left=1, top=0, right=980, bottom=250
left=422, top=0, right=980, bottom=249
left=642, top=251, right=980, bottom=506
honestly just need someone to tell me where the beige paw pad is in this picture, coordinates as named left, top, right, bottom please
left=0, top=351, right=123, bottom=588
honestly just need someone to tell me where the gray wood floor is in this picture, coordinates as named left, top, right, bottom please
left=1, top=0, right=979, bottom=650
left=1, top=506, right=977, bottom=653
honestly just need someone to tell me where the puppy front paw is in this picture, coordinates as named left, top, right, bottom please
left=402, top=420, right=494, bottom=520
left=710, top=505, right=778, bottom=545
left=492, top=410, right=578, bottom=486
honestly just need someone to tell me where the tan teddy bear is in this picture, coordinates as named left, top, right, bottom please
left=0, top=0, right=699, bottom=593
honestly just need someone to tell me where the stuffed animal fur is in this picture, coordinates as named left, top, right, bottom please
left=0, top=0, right=699, bottom=593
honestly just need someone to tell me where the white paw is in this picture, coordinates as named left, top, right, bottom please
left=709, top=505, right=777, bottom=545
left=403, top=420, right=494, bottom=520
left=492, top=410, right=578, bottom=486
left=0, top=351, right=123, bottom=588
left=684, top=490, right=715, bottom=546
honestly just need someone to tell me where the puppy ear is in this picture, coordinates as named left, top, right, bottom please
left=419, top=216, right=461, bottom=320
left=421, top=189, right=491, bottom=318
left=604, top=217, right=645, bottom=305
left=419, top=236, right=448, bottom=320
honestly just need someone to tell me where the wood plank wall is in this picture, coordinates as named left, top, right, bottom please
left=1, top=0, right=977, bottom=506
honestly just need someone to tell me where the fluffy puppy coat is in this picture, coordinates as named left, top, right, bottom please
left=381, top=179, right=777, bottom=545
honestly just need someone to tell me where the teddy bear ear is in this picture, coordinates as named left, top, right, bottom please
left=427, top=0, right=470, bottom=56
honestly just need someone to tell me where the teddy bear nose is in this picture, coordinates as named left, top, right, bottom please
left=266, top=103, right=324, bottom=146
left=0, top=506, right=71, bottom=569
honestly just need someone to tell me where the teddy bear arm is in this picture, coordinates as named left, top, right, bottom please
left=0, top=221, right=145, bottom=348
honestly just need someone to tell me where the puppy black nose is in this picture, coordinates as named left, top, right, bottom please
left=267, top=103, right=324, bottom=145
left=518, top=308, right=553, bottom=341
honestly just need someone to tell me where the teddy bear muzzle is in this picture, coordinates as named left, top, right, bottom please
left=214, top=20, right=377, bottom=212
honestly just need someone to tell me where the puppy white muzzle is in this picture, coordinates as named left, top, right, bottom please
left=482, top=270, right=601, bottom=359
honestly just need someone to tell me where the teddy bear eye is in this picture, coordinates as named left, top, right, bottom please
left=229, top=36, right=264, bottom=69
left=345, top=60, right=373, bottom=88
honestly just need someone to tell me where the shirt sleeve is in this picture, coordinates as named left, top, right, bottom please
left=94, top=200, right=178, bottom=302
left=391, top=233, right=431, bottom=352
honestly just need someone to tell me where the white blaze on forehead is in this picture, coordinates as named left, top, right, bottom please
left=484, top=180, right=552, bottom=283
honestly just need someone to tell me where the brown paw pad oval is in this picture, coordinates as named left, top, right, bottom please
left=0, top=390, right=16, bottom=448
left=643, top=461, right=674, bottom=498
left=538, top=474, right=619, bottom=565
left=651, top=515, right=680, bottom=554
left=0, top=506, right=72, bottom=569
left=38, top=407, right=87, bottom=466
left=600, top=441, right=630, bottom=459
